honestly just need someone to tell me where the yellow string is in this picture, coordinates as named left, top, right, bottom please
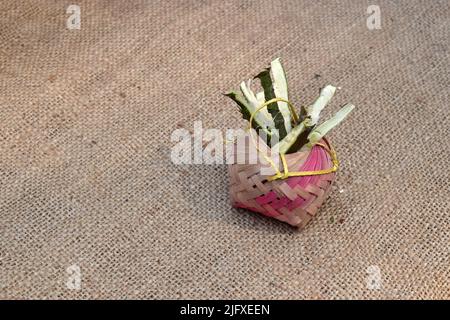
left=247, top=97, right=339, bottom=181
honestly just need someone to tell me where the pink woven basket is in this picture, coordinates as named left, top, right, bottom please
left=229, top=138, right=336, bottom=228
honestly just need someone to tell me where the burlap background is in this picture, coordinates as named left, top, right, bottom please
left=1, top=0, right=449, bottom=299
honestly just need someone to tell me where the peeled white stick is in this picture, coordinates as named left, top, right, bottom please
left=306, top=85, right=337, bottom=126
left=256, top=91, right=265, bottom=106
left=240, top=80, right=275, bottom=130
left=271, top=58, right=292, bottom=132
left=307, top=103, right=355, bottom=147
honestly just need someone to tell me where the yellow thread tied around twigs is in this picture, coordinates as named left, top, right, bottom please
left=247, top=98, right=339, bottom=181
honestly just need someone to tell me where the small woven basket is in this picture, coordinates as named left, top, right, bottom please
left=229, top=138, right=337, bottom=228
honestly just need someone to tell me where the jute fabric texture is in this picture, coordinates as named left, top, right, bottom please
left=0, top=0, right=449, bottom=299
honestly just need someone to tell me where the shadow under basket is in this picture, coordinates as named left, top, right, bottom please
left=228, top=139, right=337, bottom=228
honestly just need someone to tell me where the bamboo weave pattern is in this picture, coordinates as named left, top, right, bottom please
left=229, top=139, right=336, bottom=228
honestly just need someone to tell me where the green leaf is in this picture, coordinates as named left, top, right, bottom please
left=239, top=80, right=275, bottom=130
left=307, top=103, right=355, bottom=147
left=255, top=69, right=287, bottom=139
left=224, top=91, right=273, bottom=143
left=305, top=85, right=336, bottom=126
left=286, top=127, right=311, bottom=154
left=224, top=91, right=254, bottom=125
left=272, top=122, right=309, bottom=154
left=299, top=105, right=308, bottom=123
left=271, top=58, right=292, bottom=132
